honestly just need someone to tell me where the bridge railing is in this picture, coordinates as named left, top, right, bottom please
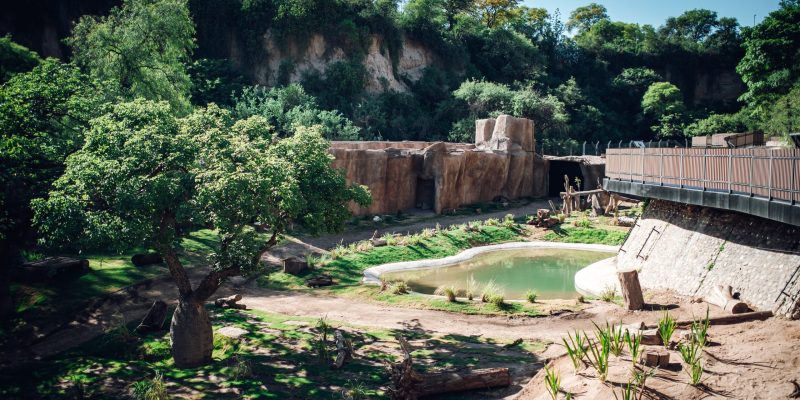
left=605, top=147, right=800, bottom=204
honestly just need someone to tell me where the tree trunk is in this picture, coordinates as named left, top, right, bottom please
left=618, top=269, right=645, bottom=310
left=0, top=242, right=16, bottom=321
left=170, top=300, right=213, bottom=368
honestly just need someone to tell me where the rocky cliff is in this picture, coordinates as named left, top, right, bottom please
left=330, top=115, right=546, bottom=215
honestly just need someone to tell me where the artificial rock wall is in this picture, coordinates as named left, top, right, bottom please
left=330, top=115, right=547, bottom=215
left=618, top=199, right=800, bottom=318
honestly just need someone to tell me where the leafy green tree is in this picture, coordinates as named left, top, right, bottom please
left=67, top=0, right=196, bottom=113
left=737, top=0, right=800, bottom=108
left=474, top=0, right=520, bottom=28
left=566, top=3, right=609, bottom=33
left=32, top=100, right=370, bottom=366
left=642, top=82, right=686, bottom=137
left=187, top=58, right=246, bottom=107
left=453, top=79, right=514, bottom=115
left=660, top=9, right=718, bottom=43
left=0, top=59, right=103, bottom=319
left=762, top=84, right=800, bottom=137
left=684, top=111, right=752, bottom=137
left=443, top=0, right=474, bottom=30
left=0, top=36, right=41, bottom=84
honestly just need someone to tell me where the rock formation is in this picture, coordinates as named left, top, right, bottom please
left=330, top=115, right=546, bottom=215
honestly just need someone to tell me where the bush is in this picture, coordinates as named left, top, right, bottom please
left=390, top=281, right=410, bottom=295
left=525, top=289, right=538, bottom=303
left=434, top=285, right=458, bottom=302
left=130, top=372, right=168, bottom=400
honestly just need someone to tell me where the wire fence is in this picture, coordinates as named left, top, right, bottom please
left=537, top=139, right=690, bottom=157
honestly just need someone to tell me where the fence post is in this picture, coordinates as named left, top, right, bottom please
left=727, top=149, right=733, bottom=194
left=679, top=147, right=684, bottom=189
left=659, top=146, right=664, bottom=186
left=793, top=154, right=797, bottom=205
left=768, top=150, right=773, bottom=200
left=702, top=147, right=707, bottom=191
left=749, top=148, right=754, bottom=197
left=641, top=145, right=646, bottom=183
left=582, top=141, right=586, bottom=156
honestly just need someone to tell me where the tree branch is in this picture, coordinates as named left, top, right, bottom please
left=157, top=211, right=192, bottom=299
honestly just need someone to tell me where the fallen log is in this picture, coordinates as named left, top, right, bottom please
left=389, top=335, right=511, bottom=400
left=15, top=257, right=90, bottom=282
left=131, top=253, right=163, bottom=267
left=136, top=300, right=168, bottom=333
left=706, top=285, right=749, bottom=314
left=214, top=294, right=246, bottom=309
left=643, top=310, right=773, bottom=329
left=306, top=274, right=334, bottom=288
left=617, top=269, right=645, bottom=311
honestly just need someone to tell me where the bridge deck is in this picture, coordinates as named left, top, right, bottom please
left=604, top=147, right=800, bottom=226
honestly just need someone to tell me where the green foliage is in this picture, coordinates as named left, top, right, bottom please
left=130, top=372, right=168, bottom=400
left=624, top=328, right=642, bottom=367
left=525, top=289, right=538, bottom=303
left=684, top=111, right=752, bottom=137
left=658, top=310, right=677, bottom=347
left=390, top=281, right=410, bottom=295
left=434, top=285, right=458, bottom=302
left=542, top=363, right=561, bottom=400
left=692, top=308, right=711, bottom=347
left=68, top=0, right=196, bottom=113
left=737, top=0, right=800, bottom=107
left=0, top=36, right=41, bottom=83
left=584, top=328, right=610, bottom=382
left=762, top=84, right=800, bottom=137
left=642, top=82, right=685, bottom=118
left=566, top=3, right=609, bottom=33
left=187, top=58, right=246, bottom=107
left=562, top=330, right=586, bottom=371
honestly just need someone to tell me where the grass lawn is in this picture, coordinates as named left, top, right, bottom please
left=10, top=230, right=221, bottom=331
left=0, top=307, right=546, bottom=399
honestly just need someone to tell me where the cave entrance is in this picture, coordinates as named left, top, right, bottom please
left=415, top=178, right=435, bottom=210
left=548, top=160, right=584, bottom=197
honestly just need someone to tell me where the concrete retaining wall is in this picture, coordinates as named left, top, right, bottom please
left=618, top=199, right=800, bottom=318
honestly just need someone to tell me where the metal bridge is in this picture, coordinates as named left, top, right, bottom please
left=603, top=147, right=800, bottom=226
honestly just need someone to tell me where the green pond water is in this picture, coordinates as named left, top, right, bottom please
left=383, top=248, right=613, bottom=300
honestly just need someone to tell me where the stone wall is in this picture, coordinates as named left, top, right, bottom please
left=330, top=115, right=546, bottom=215
left=618, top=199, right=800, bottom=318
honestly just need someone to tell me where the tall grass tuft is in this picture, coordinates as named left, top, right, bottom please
left=692, top=307, right=711, bottom=347
left=434, top=285, right=458, bottom=302
left=562, top=330, right=587, bottom=371
left=543, top=364, right=561, bottom=400
left=624, top=329, right=642, bottom=367
left=481, top=279, right=501, bottom=303
left=584, top=328, right=611, bottom=382
left=130, top=372, right=168, bottom=400
left=657, top=310, right=677, bottom=347
left=465, top=274, right=478, bottom=301
left=525, top=289, right=538, bottom=303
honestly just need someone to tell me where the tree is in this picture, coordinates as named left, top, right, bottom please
left=0, top=36, right=41, bottom=84
left=566, top=3, right=608, bottom=33
left=443, top=0, right=474, bottom=30
left=642, top=82, right=686, bottom=137
left=474, top=0, right=519, bottom=28
left=660, top=9, right=718, bottom=43
left=0, top=59, right=103, bottom=320
left=67, top=0, right=196, bottom=113
left=32, top=100, right=370, bottom=366
left=737, top=0, right=800, bottom=108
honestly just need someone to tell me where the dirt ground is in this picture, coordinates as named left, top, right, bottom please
left=514, top=317, right=800, bottom=400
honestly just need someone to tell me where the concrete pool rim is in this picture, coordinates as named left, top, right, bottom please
left=362, top=241, right=619, bottom=285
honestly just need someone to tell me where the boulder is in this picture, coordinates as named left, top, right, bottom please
left=475, top=118, right=495, bottom=146
left=217, top=326, right=249, bottom=339
left=132, top=253, right=163, bottom=267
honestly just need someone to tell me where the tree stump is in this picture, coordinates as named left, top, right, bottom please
left=706, top=285, right=748, bottom=314
left=136, top=300, right=168, bottom=333
left=131, top=253, right=163, bottom=267
left=283, top=257, right=309, bottom=275
left=641, top=349, right=670, bottom=367
left=617, top=269, right=645, bottom=310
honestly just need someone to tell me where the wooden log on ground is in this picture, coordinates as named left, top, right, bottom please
left=617, top=269, right=645, bottom=310
left=131, top=253, right=163, bottom=267
left=135, top=300, right=168, bottom=333
left=641, top=349, right=670, bottom=367
left=15, top=257, right=90, bottom=282
left=389, top=335, right=511, bottom=400
left=706, top=285, right=749, bottom=314
left=643, top=310, right=773, bottom=329
left=333, top=330, right=353, bottom=369
left=214, top=294, right=246, bottom=309
left=306, top=274, right=334, bottom=288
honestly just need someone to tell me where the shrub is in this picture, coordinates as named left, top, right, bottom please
left=624, top=329, right=642, bottom=367
left=600, top=287, right=617, bottom=302
left=390, top=281, right=410, bottom=295
left=465, top=275, right=478, bottom=301
left=487, top=293, right=505, bottom=307
left=130, top=372, right=168, bottom=400
left=543, top=364, right=561, bottom=400
left=434, top=285, right=458, bottom=302
left=484, top=218, right=500, bottom=226
left=562, top=330, right=587, bottom=371
left=313, top=316, right=332, bottom=365
left=525, top=289, right=538, bottom=303
left=503, top=213, right=515, bottom=228
left=573, top=217, right=592, bottom=228
left=481, top=279, right=501, bottom=302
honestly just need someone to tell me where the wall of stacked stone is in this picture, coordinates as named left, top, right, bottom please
left=329, top=115, right=548, bottom=215
left=618, top=199, right=800, bottom=318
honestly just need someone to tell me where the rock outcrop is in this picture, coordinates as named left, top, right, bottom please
left=331, top=115, right=546, bottom=215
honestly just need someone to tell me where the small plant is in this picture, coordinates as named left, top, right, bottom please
left=576, top=295, right=585, bottom=304
left=543, top=364, right=561, bottom=400
left=600, top=287, right=617, bottom=302
left=465, top=275, right=478, bottom=300
left=488, top=292, right=506, bottom=307
left=229, top=354, right=253, bottom=380
left=525, top=289, right=538, bottom=303
left=691, top=307, right=710, bottom=347
left=613, top=378, right=637, bottom=400
left=573, top=217, right=592, bottom=228
left=306, top=253, right=328, bottom=269
left=608, top=323, right=625, bottom=357
left=557, top=213, right=566, bottom=223
left=130, top=372, right=168, bottom=400
left=420, top=227, right=436, bottom=238
left=584, top=329, right=610, bottom=382
left=341, top=379, right=369, bottom=400
left=313, top=316, right=332, bottom=365
left=382, top=233, right=397, bottom=246
left=481, top=279, right=501, bottom=302
left=390, top=281, right=410, bottom=295
left=687, top=360, right=704, bottom=385
left=624, top=329, right=642, bottom=367
left=379, top=276, right=390, bottom=292
left=434, top=285, right=458, bottom=302
left=678, top=339, right=701, bottom=366
left=562, top=330, right=587, bottom=371
left=657, top=310, right=677, bottom=347
left=484, top=218, right=500, bottom=226
left=632, top=367, right=657, bottom=398
left=503, top=213, right=515, bottom=228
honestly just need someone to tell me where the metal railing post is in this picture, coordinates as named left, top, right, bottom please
left=659, top=146, right=664, bottom=186
left=727, top=150, right=733, bottom=194
left=641, top=145, right=646, bottom=183
left=793, top=154, right=797, bottom=205
left=768, top=151, right=773, bottom=200
left=749, top=148, right=754, bottom=197
left=702, top=147, right=707, bottom=191
left=679, top=148, right=684, bottom=188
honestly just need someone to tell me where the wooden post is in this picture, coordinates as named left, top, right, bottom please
left=641, top=349, right=669, bottom=367
left=617, top=269, right=645, bottom=310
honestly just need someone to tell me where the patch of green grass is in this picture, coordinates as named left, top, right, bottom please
left=542, top=225, right=627, bottom=245
left=0, top=308, right=544, bottom=399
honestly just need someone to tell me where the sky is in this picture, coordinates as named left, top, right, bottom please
left=521, top=0, right=783, bottom=27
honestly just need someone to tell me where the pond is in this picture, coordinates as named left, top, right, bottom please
left=381, top=248, right=613, bottom=300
